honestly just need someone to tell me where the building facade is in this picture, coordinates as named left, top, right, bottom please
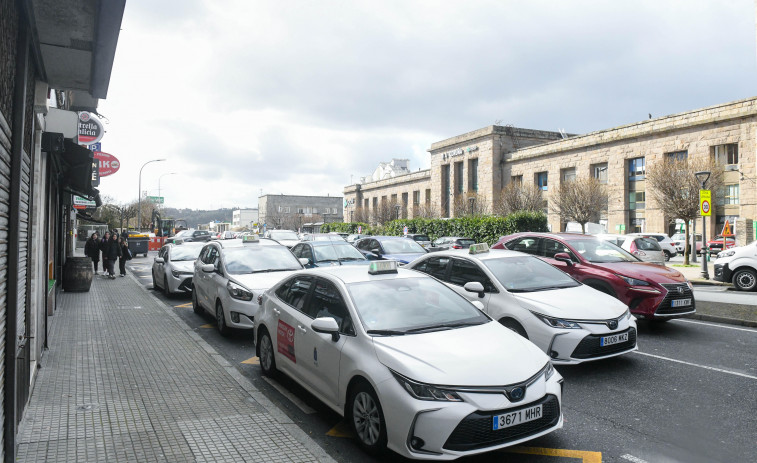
left=258, top=194, right=343, bottom=231
left=232, top=208, right=258, bottom=229
left=344, top=97, right=757, bottom=240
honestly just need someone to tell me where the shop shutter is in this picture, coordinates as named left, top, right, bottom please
left=0, top=109, right=10, bottom=463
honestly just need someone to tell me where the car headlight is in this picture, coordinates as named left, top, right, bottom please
left=685, top=280, right=694, bottom=291
left=544, top=362, right=555, bottom=381
left=227, top=281, right=253, bottom=301
left=718, top=250, right=735, bottom=258
left=392, top=372, right=463, bottom=402
left=532, top=312, right=581, bottom=329
left=616, top=275, right=650, bottom=286
left=171, top=270, right=192, bottom=278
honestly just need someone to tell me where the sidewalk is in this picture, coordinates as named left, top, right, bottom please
left=17, top=268, right=335, bottom=462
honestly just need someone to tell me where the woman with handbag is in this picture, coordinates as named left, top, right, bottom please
left=118, top=237, right=132, bottom=277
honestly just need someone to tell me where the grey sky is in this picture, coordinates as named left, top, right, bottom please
left=97, top=0, right=756, bottom=210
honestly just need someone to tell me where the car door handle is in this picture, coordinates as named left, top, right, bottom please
left=297, top=325, right=307, bottom=333
left=273, top=308, right=280, bottom=316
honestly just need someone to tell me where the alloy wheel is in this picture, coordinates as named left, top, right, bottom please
left=352, top=392, right=381, bottom=446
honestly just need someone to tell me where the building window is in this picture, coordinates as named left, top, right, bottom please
left=536, top=172, right=548, bottom=191
left=469, top=158, right=478, bottom=192
left=364, top=199, right=369, bottom=209
left=425, top=189, right=431, bottom=204
left=455, top=162, right=464, bottom=194
left=278, top=206, right=290, bottom=213
left=629, top=191, right=645, bottom=210
left=511, top=175, right=523, bottom=185
left=628, top=157, right=645, bottom=180
left=561, top=167, right=576, bottom=183
left=412, top=190, right=420, bottom=205
left=724, top=184, right=740, bottom=205
left=666, top=150, right=688, bottom=161
left=713, top=144, right=738, bottom=165
left=592, top=163, right=608, bottom=184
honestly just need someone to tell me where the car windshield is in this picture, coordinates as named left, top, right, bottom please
left=671, top=233, right=685, bottom=241
left=483, top=256, right=579, bottom=292
left=270, top=231, right=299, bottom=241
left=458, top=239, right=475, bottom=247
left=223, top=246, right=302, bottom=274
left=348, top=277, right=489, bottom=333
left=381, top=239, right=426, bottom=254
left=170, top=246, right=203, bottom=261
left=174, top=230, right=191, bottom=238
left=196, top=231, right=209, bottom=236
left=567, top=238, right=639, bottom=263
left=313, top=244, right=366, bottom=262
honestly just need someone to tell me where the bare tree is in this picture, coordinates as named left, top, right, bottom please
left=493, top=182, right=544, bottom=215
left=550, top=177, right=608, bottom=234
left=452, top=193, right=489, bottom=217
left=412, top=202, right=440, bottom=219
left=646, top=157, right=724, bottom=265
left=351, top=206, right=370, bottom=224
left=372, top=199, right=400, bottom=225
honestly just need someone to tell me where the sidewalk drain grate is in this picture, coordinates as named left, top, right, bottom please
left=76, top=403, right=99, bottom=412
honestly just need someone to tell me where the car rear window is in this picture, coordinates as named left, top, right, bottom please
left=458, top=239, right=475, bottom=247
left=635, top=238, right=661, bottom=251
left=412, top=235, right=430, bottom=242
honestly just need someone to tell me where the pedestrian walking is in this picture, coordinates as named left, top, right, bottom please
left=84, top=232, right=100, bottom=272
left=102, top=232, right=122, bottom=279
left=118, top=236, right=132, bottom=277
left=99, top=231, right=110, bottom=275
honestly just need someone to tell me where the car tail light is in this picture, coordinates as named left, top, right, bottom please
left=452, top=244, right=462, bottom=249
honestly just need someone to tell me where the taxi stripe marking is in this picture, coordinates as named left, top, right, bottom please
left=174, top=303, right=192, bottom=308
left=261, top=376, right=316, bottom=415
left=325, top=420, right=353, bottom=438
left=634, top=351, right=757, bottom=380
left=241, top=357, right=259, bottom=365
left=505, top=446, right=602, bottom=462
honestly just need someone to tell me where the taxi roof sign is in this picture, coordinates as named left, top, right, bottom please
left=242, top=234, right=259, bottom=243
left=469, top=243, right=489, bottom=255
left=172, top=238, right=184, bottom=245
left=368, top=260, right=398, bottom=275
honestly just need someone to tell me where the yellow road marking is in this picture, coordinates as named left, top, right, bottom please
left=505, top=446, right=602, bottom=463
left=199, top=324, right=215, bottom=329
left=174, top=303, right=192, bottom=308
left=325, top=420, right=353, bottom=438
left=241, top=357, right=259, bottom=365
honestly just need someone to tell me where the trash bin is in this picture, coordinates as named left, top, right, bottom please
left=128, top=235, right=150, bottom=257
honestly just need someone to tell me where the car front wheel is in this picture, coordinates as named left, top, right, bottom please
left=216, top=301, right=230, bottom=337
left=732, top=268, right=757, bottom=291
left=258, top=329, right=277, bottom=377
left=192, top=289, right=203, bottom=315
left=349, top=382, right=387, bottom=455
left=663, top=251, right=671, bottom=262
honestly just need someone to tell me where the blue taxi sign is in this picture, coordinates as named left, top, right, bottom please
left=368, top=261, right=398, bottom=275
left=469, top=243, right=489, bottom=254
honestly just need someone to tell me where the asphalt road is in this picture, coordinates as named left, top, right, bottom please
left=127, top=254, right=757, bottom=463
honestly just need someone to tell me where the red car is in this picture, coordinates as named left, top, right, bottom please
left=492, top=233, right=696, bottom=321
left=706, top=235, right=736, bottom=256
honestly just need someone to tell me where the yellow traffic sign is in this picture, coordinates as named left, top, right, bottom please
left=699, top=189, right=711, bottom=217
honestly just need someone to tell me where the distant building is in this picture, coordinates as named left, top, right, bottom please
left=232, top=208, right=259, bottom=229
left=258, top=194, right=343, bottom=231
left=360, top=158, right=411, bottom=183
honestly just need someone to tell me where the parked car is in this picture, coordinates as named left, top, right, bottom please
left=346, top=233, right=367, bottom=244
left=152, top=241, right=205, bottom=296
left=291, top=241, right=369, bottom=267
left=492, top=233, right=695, bottom=321
left=629, top=233, right=677, bottom=261
left=713, top=240, right=757, bottom=291
left=193, top=236, right=305, bottom=336
left=353, top=236, right=428, bottom=264
left=431, top=236, right=476, bottom=250
left=255, top=261, right=563, bottom=459
left=168, top=229, right=211, bottom=243
left=406, top=245, right=637, bottom=364
left=706, top=235, right=736, bottom=256
left=264, top=229, right=300, bottom=248
left=404, top=233, right=432, bottom=249
left=299, top=233, right=345, bottom=242
left=671, top=232, right=704, bottom=254
left=597, top=234, right=665, bottom=266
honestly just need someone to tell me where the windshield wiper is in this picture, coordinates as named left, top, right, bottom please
left=366, top=329, right=406, bottom=336
left=404, top=321, right=482, bottom=333
left=510, top=284, right=576, bottom=293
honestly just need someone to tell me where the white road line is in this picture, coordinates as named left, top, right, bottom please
left=261, top=376, right=317, bottom=415
left=673, top=319, right=757, bottom=333
left=634, top=352, right=757, bottom=380
left=620, top=454, right=649, bottom=463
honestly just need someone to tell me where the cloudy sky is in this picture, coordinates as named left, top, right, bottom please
left=96, top=0, right=756, bottom=210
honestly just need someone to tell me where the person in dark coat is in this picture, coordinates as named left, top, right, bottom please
left=99, top=231, right=111, bottom=275
left=103, top=232, right=122, bottom=279
left=118, top=237, right=131, bottom=277
left=84, top=232, right=100, bottom=271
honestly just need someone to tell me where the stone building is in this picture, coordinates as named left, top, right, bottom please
left=343, top=96, right=757, bottom=241
left=258, top=194, right=343, bottom=231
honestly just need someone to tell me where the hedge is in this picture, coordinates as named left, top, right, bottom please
left=322, top=211, right=547, bottom=245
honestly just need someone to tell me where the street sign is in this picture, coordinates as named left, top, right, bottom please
left=721, top=219, right=732, bottom=236
left=88, top=142, right=101, bottom=152
left=357, top=225, right=362, bottom=234
left=147, top=196, right=164, bottom=204
left=94, top=151, right=120, bottom=176
left=699, top=190, right=711, bottom=217
left=403, top=226, right=408, bottom=235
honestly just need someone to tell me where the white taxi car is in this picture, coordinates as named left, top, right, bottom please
left=193, top=236, right=304, bottom=336
left=255, top=261, right=563, bottom=459
left=152, top=240, right=205, bottom=296
left=406, top=244, right=637, bottom=364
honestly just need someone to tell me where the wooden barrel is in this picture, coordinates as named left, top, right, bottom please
left=62, top=257, right=93, bottom=292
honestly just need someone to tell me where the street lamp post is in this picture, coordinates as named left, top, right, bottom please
left=695, top=171, right=711, bottom=280
left=137, top=159, right=166, bottom=231
left=158, top=172, right=177, bottom=205
left=394, top=204, right=401, bottom=221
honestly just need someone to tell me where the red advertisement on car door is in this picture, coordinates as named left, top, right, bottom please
left=277, top=320, right=296, bottom=363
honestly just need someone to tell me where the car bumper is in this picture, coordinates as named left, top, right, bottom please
left=378, top=371, right=563, bottom=459
left=541, top=321, right=638, bottom=365
left=168, top=273, right=194, bottom=293
left=221, top=296, right=258, bottom=330
left=713, top=263, right=731, bottom=283
left=620, top=283, right=695, bottom=320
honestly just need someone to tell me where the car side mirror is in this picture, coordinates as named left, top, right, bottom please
left=553, top=252, right=574, bottom=266
left=201, top=263, right=215, bottom=273
left=471, top=301, right=485, bottom=311
left=464, top=281, right=486, bottom=298
left=371, top=248, right=381, bottom=255
left=298, top=258, right=309, bottom=267
left=155, top=257, right=164, bottom=264
left=311, top=317, right=340, bottom=342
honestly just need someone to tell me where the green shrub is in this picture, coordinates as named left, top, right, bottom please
left=320, top=222, right=370, bottom=234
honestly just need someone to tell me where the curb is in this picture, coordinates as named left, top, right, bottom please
left=690, top=313, right=757, bottom=328
left=126, top=269, right=338, bottom=463
left=689, top=279, right=731, bottom=287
